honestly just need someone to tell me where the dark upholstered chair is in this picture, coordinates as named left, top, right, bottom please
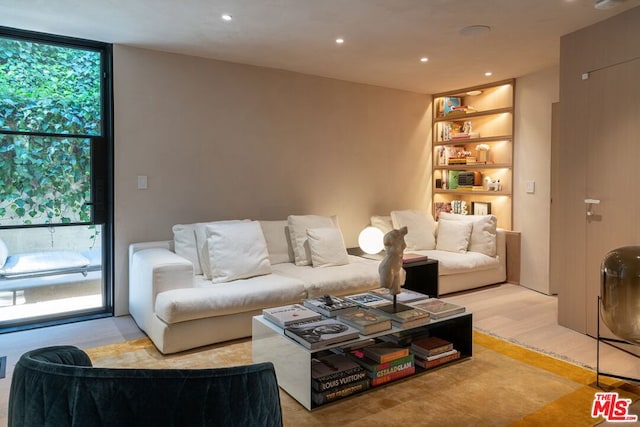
left=8, top=345, right=283, bottom=427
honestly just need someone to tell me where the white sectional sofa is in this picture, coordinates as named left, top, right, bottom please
left=374, top=211, right=506, bottom=295
left=128, top=212, right=506, bottom=354
left=129, top=216, right=381, bottom=354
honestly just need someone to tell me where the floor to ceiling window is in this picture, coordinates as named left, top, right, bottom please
left=0, top=27, right=113, bottom=331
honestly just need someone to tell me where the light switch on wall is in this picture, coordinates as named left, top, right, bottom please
left=137, top=175, right=148, bottom=190
left=526, top=180, right=535, bottom=194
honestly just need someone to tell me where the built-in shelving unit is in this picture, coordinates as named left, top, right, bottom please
left=432, top=79, right=515, bottom=229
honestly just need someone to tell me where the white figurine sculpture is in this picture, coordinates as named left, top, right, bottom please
left=378, top=226, right=408, bottom=297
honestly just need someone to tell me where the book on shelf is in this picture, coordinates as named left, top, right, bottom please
left=344, top=292, right=388, bottom=308
left=362, top=342, right=409, bottom=364
left=262, top=304, right=322, bottom=328
left=303, top=295, right=359, bottom=317
left=311, top=378, right=370, bottom=405
left=378, top=329, right=430, bottom=346
left=284, top=319, right=360, bottom=350
left=442, top=96, right=461, bottom=116
left=402, top=253, right=429, bottom=264
left=408, top=298, right=466, bottom=320
left=336, top=307, right=392, bottom=335
left=411, top=336, right=454, bottom=358
left=450, top=105, right=477, bottom=114
left=370, top=356, right=414, bottom=379
left=371, top=364, right=415, bottom=387
left=348, top=349, right=415, bottom=376
left=369, top=288, right=431, bottom=303
left=311, top=353, right=368, bottom=392
left=414, top=350, right=461, bottom=369
left=419, top=348, right=459, bottom=362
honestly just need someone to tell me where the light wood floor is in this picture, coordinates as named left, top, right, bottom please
left=1, top=282, right=639, bottom=423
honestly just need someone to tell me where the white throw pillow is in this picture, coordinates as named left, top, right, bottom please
left=306, top=227, right=350, bottom=267
left=205, top=221, right=272, bottom=284
left=172, top=223, right=202, bottom=275
left=390, top=210, right=436, bottom=250
left=438, top=212, right=498, bottom=256
left=195, top=220, right=249, bottom=279
left=436, top=219, right=473, bottom=253
left=259, top=220, right=294, bottom=265
left=370, top=215, right=393, bottom=234
left=0, top=238, right=8, bottom=268
left=287, top=215, right=339, bottom=266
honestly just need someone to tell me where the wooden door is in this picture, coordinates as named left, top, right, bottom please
left=584, top=58, right=640, bottom=337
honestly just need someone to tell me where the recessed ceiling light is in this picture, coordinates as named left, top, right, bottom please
left=221, top=14, right=233, bottom=21
left=466, top=90, right=483, bottom=96
left=420, top=57, right=429, bottom=63
left=484, top=72, right=493, bottom=77
left=335, top=38, right=344, bottom=44
left=594, top=0, right=624, bottom=9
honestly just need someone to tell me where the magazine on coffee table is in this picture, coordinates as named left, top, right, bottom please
left=262, top=304, right=322, bottom=328
left=408, top=298, right=465, bottom=319
left=284, top=318, right=360, bottom=350
left=369, top=288, right=431, bottom=303
left=344, top=292, right=388, bottom=307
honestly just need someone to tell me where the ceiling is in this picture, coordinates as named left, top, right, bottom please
left=1, top=0, right=639, bottom=94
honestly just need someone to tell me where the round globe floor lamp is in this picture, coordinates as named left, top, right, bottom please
left=597, top=246, right=640, bottom=386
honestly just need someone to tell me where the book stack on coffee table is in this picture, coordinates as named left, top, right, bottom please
left=411, top=336, right=460, bottom=369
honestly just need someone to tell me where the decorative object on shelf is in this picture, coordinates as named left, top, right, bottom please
left=476, top=143, right=490, bottom=163
left=487, top=179, right=501, bottom=192
left=442, top=96, right=461, bottom=116
left=472, top=202, right=491, bottom=216
left=378, top=227, right=407, bottom=301
left=448, top=170, right=459, bottom=189
left=358, top=226, right=384, bottom=255
left=450, top=200, right=467, bottom=215
left=600, top=246, right=640, bottom=344
left=434, top=202, right=452, bottom=220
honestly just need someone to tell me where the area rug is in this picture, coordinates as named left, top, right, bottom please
left=85, top=331, right=639, bottom=426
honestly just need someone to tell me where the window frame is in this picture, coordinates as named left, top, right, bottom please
left=0, top=26, right=114, bottom=330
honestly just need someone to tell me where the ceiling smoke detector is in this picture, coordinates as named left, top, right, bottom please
left=594, top=0, right=625, bottom=9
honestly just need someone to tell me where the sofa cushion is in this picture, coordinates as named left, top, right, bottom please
left=370, top=215, right=393, bottom=234
left=272, top=255, right=379, bottom=298
left=413, top=249, right=500, bottom=276
left=258, top=220, right=294, bottom=265
left=438, top=212, right=497, bottom=256
left=0, top=238, right=8, bottom=268
left=0, top=251, right=90, bottom=277
left=194, top=220, right=250, bottom=279
left=306, top=227, right=349, bottom=267
left=172, top=223, right=202, bottom=275
left=205, top=221, right=272, bottom=283
left=155, top=274, right=306, bottom=323
left=436, top=219, right=472, bottom=253
left=287, top=215, right=339, bottom=266
left=390, top=210, right=436, bottom=250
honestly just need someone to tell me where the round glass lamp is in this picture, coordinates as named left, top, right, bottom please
left=358, top=226, right=384, bottom=254
left=601, top=246, right=640, bottom=344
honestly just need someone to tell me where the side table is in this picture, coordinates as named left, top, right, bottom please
left=403, top=258, right=439, bottom=298
left=347, top=248, right=440, bottom=298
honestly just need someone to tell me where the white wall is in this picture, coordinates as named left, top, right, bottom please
left=112, top=45, right=431, bottom=315
left=514, top=66, right=559, bottom=294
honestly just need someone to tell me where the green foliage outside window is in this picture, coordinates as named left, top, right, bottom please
left=0, top=37, right=101, bottom=226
